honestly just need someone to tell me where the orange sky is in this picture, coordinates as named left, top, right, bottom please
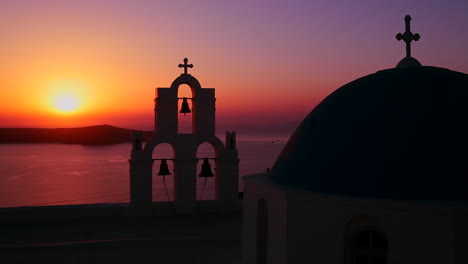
left=1, top=1, right=467, bottom=130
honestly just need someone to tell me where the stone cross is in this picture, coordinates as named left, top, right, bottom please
left=396, top=15, right=421, bottom=58
left=178, top=58, right=193, bottom=74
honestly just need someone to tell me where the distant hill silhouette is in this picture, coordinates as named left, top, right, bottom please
left=0, top=121, right=299, bottom=145
left=0, top=125, right=153, bottom=145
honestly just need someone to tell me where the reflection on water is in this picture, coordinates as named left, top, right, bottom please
left=0, top=136, right=288, bottom=207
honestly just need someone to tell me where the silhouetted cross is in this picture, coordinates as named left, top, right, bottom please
left=396, top=15, right=420, bottom=58
left=178, top=58, right=193, bottom=74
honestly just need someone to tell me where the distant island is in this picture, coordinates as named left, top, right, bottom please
left=0, top=125, right=153, bottom=145
left=0, top=121, right=299, bottom=145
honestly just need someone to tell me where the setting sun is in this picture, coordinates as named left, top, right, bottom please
left=43, top=79, right=91, bottom=115
left=53, top=93, right=80, bottom=113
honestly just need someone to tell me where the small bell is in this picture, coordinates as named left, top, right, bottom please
left=157, top=159, right=171, bottom=176
left=180, top=97, right=191, bottom=115
left=198, top=158, right=214, bottom=178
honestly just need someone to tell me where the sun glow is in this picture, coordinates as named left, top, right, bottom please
left=53, top=93, right=80, bottom=113
left=45, top=79, right=89, bottom=114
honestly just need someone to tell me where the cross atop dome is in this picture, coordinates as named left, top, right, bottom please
left=178, top=58, right=193, bottom=75
left=395, top=15, right=422, bottom=68
left=396, top=15, right=420, bottom=58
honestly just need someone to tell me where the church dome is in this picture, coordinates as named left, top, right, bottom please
left=270, top=66, right=468, bottom=201
left=396, top=56, right=422, bottom=68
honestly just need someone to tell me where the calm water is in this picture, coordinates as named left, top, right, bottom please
left=0, top=135, right=288, bottom=207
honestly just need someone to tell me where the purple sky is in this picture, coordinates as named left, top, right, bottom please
left=0, top=0, right=467, bottom=129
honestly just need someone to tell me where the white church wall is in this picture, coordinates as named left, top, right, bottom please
left=284, top=188, right=461, bottom=264
left=286, top=199, right=345, bottom=264
left=381, top=205, right=453, bottom=264
left=452, top=214, right=468, bottom=264
left=241, top=174, right=287, bottom=264
left=242, top=174, right=468, bottom=264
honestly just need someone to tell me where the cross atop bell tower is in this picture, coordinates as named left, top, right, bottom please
left=396, top=15, right=421, bottom=58
left=178, top=58, right=193, bottom=75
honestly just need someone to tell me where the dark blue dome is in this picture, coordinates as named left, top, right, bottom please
left=270, top=66, right=468, bottom=201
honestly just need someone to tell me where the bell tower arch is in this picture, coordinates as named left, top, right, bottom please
left=129, top=58, right=239, bottom=216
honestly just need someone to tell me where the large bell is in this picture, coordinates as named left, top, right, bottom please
left=157, top=159, right=171, bottom=176
left=198, top=158, right=214, bottom=178
left=180, top=97, right=191, bottom=115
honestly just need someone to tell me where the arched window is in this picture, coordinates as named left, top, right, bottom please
left=177, top=84, right=193, bottom=134
left=152, top=143, right=175, bottom=202
left=257, top=198, right=268, bottom=264
left=350, top=228, right=388, bottom=264
left=196, top=142, right=216, bottom=200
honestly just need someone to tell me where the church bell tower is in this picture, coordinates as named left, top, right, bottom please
left=129, top=58, right=239, bottom=216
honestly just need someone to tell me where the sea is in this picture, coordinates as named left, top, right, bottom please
left=0, top=135, right=289, bottom=208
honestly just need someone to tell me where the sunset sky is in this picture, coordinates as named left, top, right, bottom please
left=0, top=0, right=467, bottom=130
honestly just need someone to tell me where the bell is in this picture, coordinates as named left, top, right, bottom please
left=157, top=159, right=171, bottom=176
left=198, top=158, right=214, bottom=178
left=180, top=97, right=191, bottom=115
